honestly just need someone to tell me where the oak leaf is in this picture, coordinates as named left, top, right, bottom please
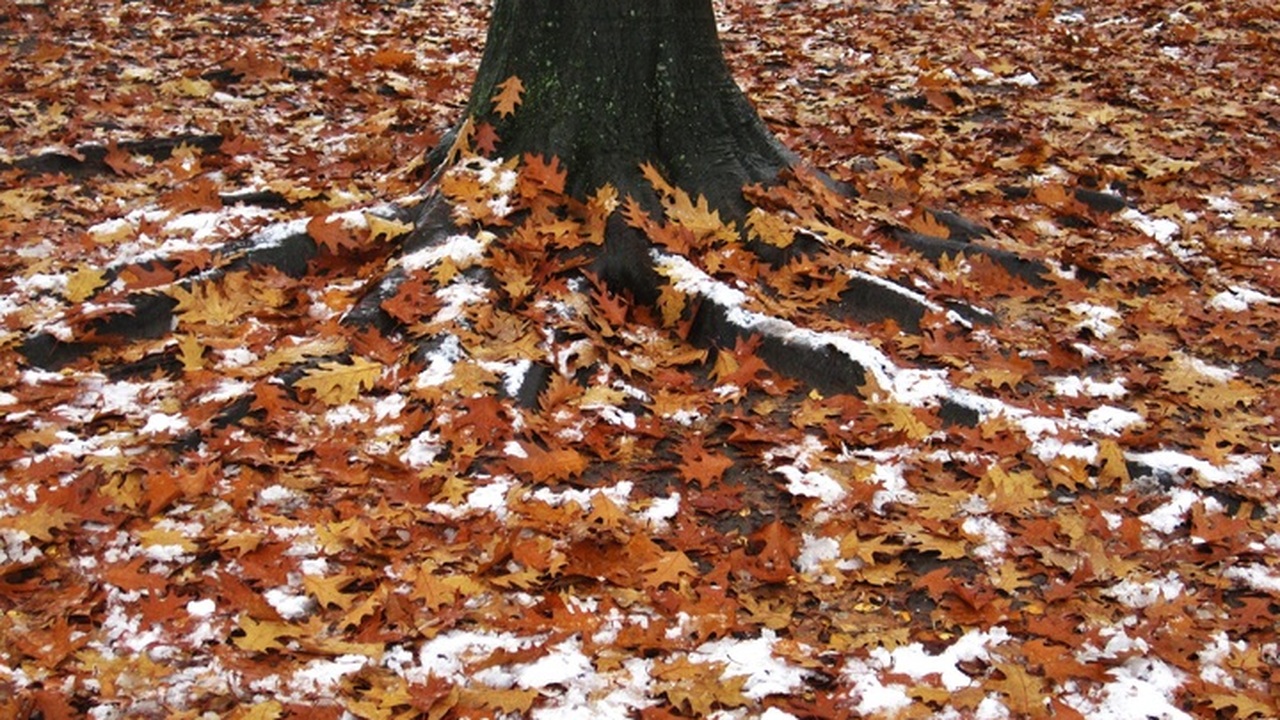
left=232, top=615, right=303, bottom=653
left=980, top=464, right=1049, bottom=515
left=506, top=442, right=588, bottom=483
left=295, top=357, right=383, bottom=405
left=654, top=658, right=750, bottom=716
left=991, top=663, right=1050, bottom=717
left=64, top=267, right=108, bottom=303
left=677, top=438, right=734, bottom=488
left=460, top=687, right=538, bottom=715
left=639, top=550, right=699, bottom=589
left=491, top=75, right=525, bottom=118
left=0, top=504, right=77, bottom=542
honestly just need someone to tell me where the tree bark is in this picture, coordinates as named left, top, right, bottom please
left=449, top=0, right=797, bottom=215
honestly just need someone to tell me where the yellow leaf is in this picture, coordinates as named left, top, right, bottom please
left=656, top=284, right=687, bottom=327
left=366, top=213, right=414, bottom=244
left=230, top=701, right=284, bottom=720
left=137, top=528, right=198, bottom=553
left=460, top=687, right=539, bottom=715
left=258, top=336, right=349, bottom=373
left=654, top=658, right=750, bottom=716
left=303, top=573, right=358, bottom=610
left=65, top=267, right=108, bottom=303
left=665, top=189, right=736, bottom=242
left=169, top=275, right=255, bottom=326
left=980, top=464, right=1049, bottom=515
left=176, top=334, right=205, bottom=372
left=160, top=78, right=214, bottom=98
left=746, top=208, right=795, bottom=248
left=0, top=504, right=77, bottom=542
left=232, top=615, right=303, bottom=653
left=295, top=357, right=383, bottom=405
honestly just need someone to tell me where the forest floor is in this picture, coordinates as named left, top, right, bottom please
left=1, top=0, right=1278, bottom=718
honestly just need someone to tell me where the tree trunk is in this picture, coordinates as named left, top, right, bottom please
left=448, top=0, right=796, bottom=215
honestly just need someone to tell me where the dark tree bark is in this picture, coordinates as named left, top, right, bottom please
left=437, top=0, right=798, bottom=215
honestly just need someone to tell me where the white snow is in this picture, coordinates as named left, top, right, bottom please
left=398, top=233, right=489, bottom=271
left=1128, top=449, right=1262, bottom=486
left=1223, top=564, right=1280, bottom=594
left=264, top=588, right=315, bottom=620
left=1084, top=405, right=1144, bottom=435
left=690, top=629, right=807, bottom=699
left=872, top=627, right=1010, bottom=692
left=1207, top=286, right=1278, bottom=312
left=797, top=533, right=842, bottom=576
left=289, top=655, right=369, bottom=695
left=962, top=514, right=1010, bottom=561
left=775, top=465, right=846, bottom=506
left=1140, top=488, right=1199, bottom=534
left=642, top=493, right=681, bottom=527
left=1104, top=574, right=1186, bottom=608
left=1065, top=657, right=1190, bottom=720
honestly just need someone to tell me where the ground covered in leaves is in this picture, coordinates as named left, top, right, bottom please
left=2, top=0, right=1279, bottom=718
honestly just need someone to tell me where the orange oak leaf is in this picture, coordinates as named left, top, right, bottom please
left=677, top=437, right=734, bottom=488
left=747, top=520, right=798, bottom=582
left=639, top=550, right=700, bottom=589
left=506, top=442, right=588, bottom=483
left=491, top=75, right=525, bottom=118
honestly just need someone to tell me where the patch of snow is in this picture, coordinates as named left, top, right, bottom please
left=642, top=493, right=681, bottom=527
left=433, top=277, right=490, bottom=325
left=1065, top=656, right=1190, bottom=720
left=1122, top=208, right=1182, bottom=247
left=1223, top=564, right=1280, bottom=593
left=530, top=656, right=656, bottom=719
left=1084, top=406, right=1144, bottom=436
left=1007, top=72, right=1040, bottom=87
left=1140, top=488, right=1199, bottom=534
left=1051, top=375, right=1128, bottom=399
left=1068, top=302, right=1122, bottom=338
left=289, top=655, right=368, bottom=695
left=870, top=462, right=917, bottom=513
left=845, top=656, right=912, bottom=714
left=259, top=485, right=296, bottom=504
left=410, top=629, right=532, bottom=682
left=1104, top=573, right=1185, bottom=608
left=691, top=629, right=807, bottom=699
left=1128, top=449, right=1262, bottom=486
left=264, top=588, right=314, bottom=620
left=427, top=476, right=515, bottom=520
left=324, top=404, right=370, bottom=426
left=401, top=431, right=442, bottom=468
left=415, top=334, right=464, bottom=388
left=873, top=627, right=1010, bottom=692
left=374, top=393, right=407, bottom=420
left=199, top=378, right=254, bottom=403
left=797, top=533, right=842, bottom=576
left=186, top=599, right=216, bottom=617
left=217, top=346, right=259, bottom=368
left=514, top=637, right=594, bottom=689
left=776, top=465, right=846, bottom=506
left=1198, top=632, right=1246, bottom=688
left=140, top=412, right=189, bottom=435
left=1207, top=286, right=1279, bottom=312
left=399, top=233, right=488, bottom=271
left=962, top=515, right=1009, bottom=562
left=0, top=529, right=41, bottom=565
